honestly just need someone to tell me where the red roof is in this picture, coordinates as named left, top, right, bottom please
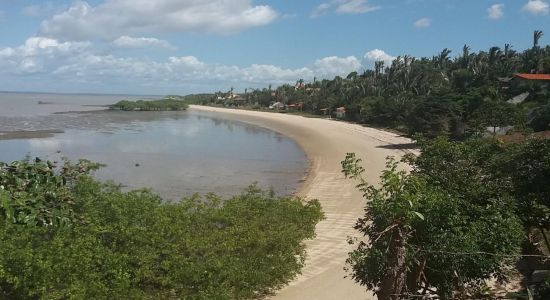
left=515, top=74, right=550, bottom=81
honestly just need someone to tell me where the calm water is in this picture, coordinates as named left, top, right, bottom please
left=0, top=92, right=308, bottom=199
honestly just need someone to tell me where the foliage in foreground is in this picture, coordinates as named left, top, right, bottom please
left=341, top=137, right=550, bottom=299
left=111, top=98, right=189, bottom=111
left=0, top=158, right=323, bottom=299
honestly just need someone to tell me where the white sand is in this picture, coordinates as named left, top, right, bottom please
left=190, top=105, right=417, bottom=300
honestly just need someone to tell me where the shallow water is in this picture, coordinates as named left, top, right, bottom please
left=0, top=93, right=308, bottom=199
left=0, top=92, right=159, bottom=117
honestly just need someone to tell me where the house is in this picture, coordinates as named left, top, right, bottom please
left=269, top=102, right=285, bottom=110
left=500, top=73, right=550, bottom=87
left=513, top=73, right=550, bottom=81
left=511, top=73, right=550, bottom=90
left=336, top=107, right=346, bottom=119
left=286, top=102, right=303, bottom=111
left=225, top=96, right=247, bottom=107
left=227, top=92, right=240, bottom=99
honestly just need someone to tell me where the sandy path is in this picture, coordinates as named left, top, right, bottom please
left=190, top=106, right=416, bottom=300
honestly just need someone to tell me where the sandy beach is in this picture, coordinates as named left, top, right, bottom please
left=190, top=105, right=417, bottom=300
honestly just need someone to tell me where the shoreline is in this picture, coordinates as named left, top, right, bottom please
left=190, top=105, right=416, bottom=300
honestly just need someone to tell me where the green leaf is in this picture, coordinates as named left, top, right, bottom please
left=412, top=211, right=425, bottom=220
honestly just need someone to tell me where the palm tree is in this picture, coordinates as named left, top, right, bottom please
left=504, top=43, right=512, bottom=57
left=461, top=45, right=471, bottom=68
left=374, top=61, right=384, bottom=77
left=533, top=30, right=544, bottom=49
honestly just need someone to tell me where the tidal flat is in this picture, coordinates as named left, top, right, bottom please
left=0, top=93, right=308, bottom=199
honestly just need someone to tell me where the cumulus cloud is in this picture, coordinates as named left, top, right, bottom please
left=40, top=0, right=279, bottom=41
left=312, top=56, right=363, bottom=77
left=312, top=0, right=380, bottom=18
left=112, top=36, right=173, bottom=49
left=0, top=37, right=89, bottom=74
left=364, top=49, right=396, bottom=66
left=487, top=4, right=504, bottom=20
left=522, top=0, right=549, bottom=15
left=0, top=37, right=394, bottom=93
left=414, top=17, right=431, bottom=28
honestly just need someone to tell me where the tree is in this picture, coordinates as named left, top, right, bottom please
left=534, top=30, right=544, bottom=49
left=342, top=142, right=524, bottom=299
left=407, top=91, right=460, bottom=137
left=495, top=138, right=550, bottom=238
left=529, top=103, right=550, bottom=131
left=470, top=99, right=519, bottom=134
left=242, top=32, right=550, bottom=139
left=342, top=154, right=424, bottom=299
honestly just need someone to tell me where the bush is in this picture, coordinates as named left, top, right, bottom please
left=0, top=159, right=323, bottom=299
left=111, top=99, right=189, bottom=111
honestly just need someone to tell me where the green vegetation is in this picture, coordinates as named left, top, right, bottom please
left=168, top=94, right=215, bottom=105
left=342, top=136, right=550, bottom=299
left=0, top=158, right=323, bottom=299
left=111, top=98, right=189, bottom=111
left=204, top=31, right=550, bottom=138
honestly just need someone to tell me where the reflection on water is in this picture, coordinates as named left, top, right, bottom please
left=0, top=109, right=308, bottom=200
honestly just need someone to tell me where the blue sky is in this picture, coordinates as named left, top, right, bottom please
left=0, top=0, right=548, bottom=95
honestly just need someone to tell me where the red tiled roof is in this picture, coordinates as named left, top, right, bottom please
left=515, top=73, right=550, bottom=80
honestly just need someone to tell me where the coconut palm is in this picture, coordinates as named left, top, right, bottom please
left=534, top=30, right=544, bottom=49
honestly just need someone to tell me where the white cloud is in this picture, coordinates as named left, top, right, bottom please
left=0, top=37, right=392, bottom=93
left=50, top=53, right=317, bottom=88
left=336, top=0, right=380, bottom=14
left=364, top=49, right=396, bottom=66
left=311, top=3, right=332, bottom=18
left=522, top=0, right=549, bottom=15
left=312, top=56, right=362, bottom=77
left=487, top=4, right=504, bottom=20
left=112, top=36, right=173, bottom=49
left=40, top=0, right=279, bottom=41
left=414, top=17, right=431, bottom=28
left=0, top=37, right=89, bottom=74
left=312, top=0, right=380, bottom=18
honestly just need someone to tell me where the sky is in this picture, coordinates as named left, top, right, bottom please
left=0, top=0, right=548, bottom=95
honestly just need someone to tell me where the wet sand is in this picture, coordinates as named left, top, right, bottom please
left=0, top=129, right=64, bottom=140
left=190, top=105, right=417, bottom=300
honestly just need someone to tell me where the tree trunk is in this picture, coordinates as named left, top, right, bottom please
left=539, top=226, right=550, bottom=254
left=378, top=225, right=408, bottom=300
